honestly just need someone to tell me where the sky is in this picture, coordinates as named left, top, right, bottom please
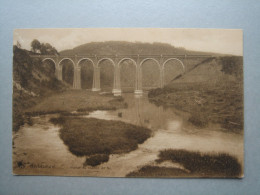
left=13, top=28, right=243, bottom=55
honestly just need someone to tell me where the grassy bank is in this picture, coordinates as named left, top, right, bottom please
left=149, top=81, right=243, bottom=132
left=14, top=89, right=127, bottom=131
left=26, top=90, right=127, bottom=115
left=127, top=149, right=242, bottom=178
left=148, top=56, right=243, bottom=132
left=50, top=116, right=152, bottom=166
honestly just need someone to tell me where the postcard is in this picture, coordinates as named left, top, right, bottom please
left=13, top=28, right=243, bottom=177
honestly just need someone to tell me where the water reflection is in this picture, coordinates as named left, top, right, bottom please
left=88, top=93, right=184, bottom=131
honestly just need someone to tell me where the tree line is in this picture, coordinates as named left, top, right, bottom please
left=31, top=39, right=59, bottom=55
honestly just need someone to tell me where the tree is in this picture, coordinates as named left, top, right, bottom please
left=31, top=39, right=41, bottom=53
left=44, top=43, right=59, bottom=55
left=40, top=43, right=47, bottom=55
left=39, top=43, right=59, bottom=55
left=51, top=47, right=59, bottom=55
left=31, top=39, right=59, bottom=55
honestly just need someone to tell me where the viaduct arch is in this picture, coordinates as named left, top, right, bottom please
left=140, top=58, right=161, bottom=89
left=97, top=58, right=116, bottom=92
left=162, top=58, right=185, bottom=86
left=77, top=58, right=95, bottom=90
left=118, top=58, right=137, bottom=92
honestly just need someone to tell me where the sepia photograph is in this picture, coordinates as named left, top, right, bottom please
left=12, top=28, right=243, bottom=178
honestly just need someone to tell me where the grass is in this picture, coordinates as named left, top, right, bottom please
left=127, top=149, right=242, bottom=178
left=50, top=116, right=152, bottom=164
left=188, top=113, right=208, bottom=128
left=14, top=90, right=127, bottom=131
left=26, top=90, right=127, bottom=114
left=76, top=97, right=127, bottom=112
left=148, top=80, right=243, bottom=132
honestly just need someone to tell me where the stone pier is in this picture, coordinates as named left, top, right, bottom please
left=73, top=67, right=81, bottom=89
left=92, top=67, right=100, bottom=91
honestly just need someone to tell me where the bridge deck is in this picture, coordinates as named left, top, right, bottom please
left=30, top=54, right=217, bottom=58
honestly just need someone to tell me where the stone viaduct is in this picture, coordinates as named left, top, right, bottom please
left=31, top=54, right=213, bottom=94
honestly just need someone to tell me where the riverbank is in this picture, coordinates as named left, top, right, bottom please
left=148, top=80, right=243, bottom=132
left=13, top=89, right=127, bottom=131
left=127, top=149, right=242, bottom=178
left=25, top=90, right=127, bottom=115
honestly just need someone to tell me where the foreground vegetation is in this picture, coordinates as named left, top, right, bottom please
left=148, top=56, right=243, bottom=132
left=127, top=149, right=242, bottom=178
left=50, top=116, right=152, bottom=166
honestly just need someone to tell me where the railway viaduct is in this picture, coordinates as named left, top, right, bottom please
left=31, top=54, right=213, bottom=94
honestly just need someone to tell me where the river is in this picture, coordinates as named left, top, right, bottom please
left=13, top=93, right=243, bottom=177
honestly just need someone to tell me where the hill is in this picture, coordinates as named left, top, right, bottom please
left=60, top=41, right=220, bottom=56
